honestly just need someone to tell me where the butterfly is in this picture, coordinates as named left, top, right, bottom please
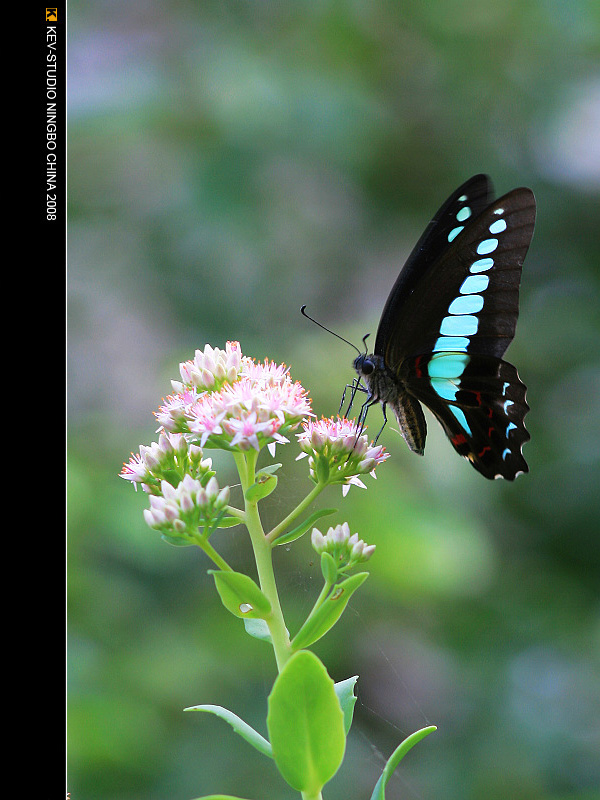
left=346, top=174, right=536, bottom=480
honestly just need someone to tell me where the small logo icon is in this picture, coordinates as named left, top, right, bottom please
left=46, top=8, right=57, bottom=21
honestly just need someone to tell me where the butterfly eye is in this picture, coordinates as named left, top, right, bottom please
left=361, top=359, right=374, bottom=375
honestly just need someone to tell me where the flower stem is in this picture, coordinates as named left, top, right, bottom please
left=266, top=481, right=326, bottom=543
left=304, top=580, right=333, bottom=623
left=235, top=450, right=291, bottom=671
left=224, top=505, right=245, bottom=522
left=196, top=537, right=233, bottom=572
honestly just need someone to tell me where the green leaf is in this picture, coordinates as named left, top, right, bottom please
left=191, top=795, right=254, bottom=799
left=244, top=473, right=278, bottom=502
left=290, top=572, right=369, bottom=651
left=272, top=508, right=337, bottom=546
left=257, top=463, right=282, bottom=476
left=334, top=676, right=359, bottom=735
left=321, top=551, right=338, bottom=585
left=267, top=650, right=345, bottom=795
left=214, top=516, right=242, bottom=528
left=160, top=533, right=196, bottom=547
left=185, top=704, right=273, bottom=759
left=209, top=570, right=272, bottom=619
left=369, top=726, right=437, bottom=800
left=243, top=617, right=272, bottom=643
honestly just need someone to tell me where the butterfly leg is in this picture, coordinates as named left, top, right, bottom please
left=340, top=379, right=368, bottom=417
left=372, top=404, right=388, bottom=444
left=356, top=394, right=380, bottom=439
left=344, top=393, right=376, bottom=457
left=338, top=383, right=352, bottom=414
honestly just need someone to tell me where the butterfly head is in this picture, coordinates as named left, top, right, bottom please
left=352, top=333, right=377, bottom=375
left=353, top=353, right=389, bottom=398
left=353, top=353, right=375, bottom=377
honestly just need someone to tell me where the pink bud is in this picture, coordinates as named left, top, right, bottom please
left=205, top=477, right=219, bottom=499
left=201, top=369, right=215, bottom=388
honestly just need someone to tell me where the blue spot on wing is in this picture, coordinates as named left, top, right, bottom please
left=448, top=294, right=484, bottom=315
left=470, top=258, right=494, bottom=272
left=489, top=218, right=507, bottom=234
left=440, top=315, right=479, bottom=336
left=450, top=406, right=472, bottom=435
left=477, top=238, right=499, bottom=255
left=460, top=274, right=489, bottom=294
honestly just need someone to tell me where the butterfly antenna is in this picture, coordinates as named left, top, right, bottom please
left=300, top=305, right=362, bottom=355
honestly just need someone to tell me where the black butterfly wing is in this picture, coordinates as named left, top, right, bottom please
left=377, top=187, right=535, bottom=375
left=371, top=176, right=536, bottom=479
left=400, top=353, right=530, bottom=480
left=375, top=174, right=495, bottom=358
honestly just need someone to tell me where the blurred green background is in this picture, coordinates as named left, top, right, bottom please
left=67, top=1, right=600, bottom=798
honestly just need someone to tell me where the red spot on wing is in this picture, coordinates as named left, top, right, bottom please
left=415, top=355, right=423, bottom=379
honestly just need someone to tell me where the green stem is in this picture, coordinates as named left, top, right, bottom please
left=233, top=451, right=249, bottom=488
left=306, top=580, right=333, bottom=619
left=266, top=481, right=326, bottom=543
left=235, top=450, right=291, bottom=671
left=196, top=537, right=233, bottom=572
left=224, top=505, right=245, bottom=521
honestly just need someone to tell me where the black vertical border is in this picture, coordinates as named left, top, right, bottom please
left=31, top=4, right=68, bottom=792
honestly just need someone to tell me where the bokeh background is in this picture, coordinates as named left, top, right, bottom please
left=67, top=2, right=600, bottom=798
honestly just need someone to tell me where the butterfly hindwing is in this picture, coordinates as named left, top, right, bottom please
left=400, top=352, right=530, bottom=480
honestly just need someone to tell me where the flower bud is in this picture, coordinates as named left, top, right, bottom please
left=310, top=523, right=375, bottom=571
left=311, top=528, right=327, bottom=552
left=216, top=486, right=230, bottom=508
left=205, top=476, right=219, bottom=500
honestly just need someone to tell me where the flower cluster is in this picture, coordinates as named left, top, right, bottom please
left=121, top=344, right=390, bottom=557
left=172, top=341, right=248, bottom=394
left=144, top=475, right=230, bottom=541
left=296, top=416, right=389, bottom=493
left=120, top=432, right=215, bottom=494
left=156, top=342, right=313, bottom=453
left=311, top=522, right=376, bottom=570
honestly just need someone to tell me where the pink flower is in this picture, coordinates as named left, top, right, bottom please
left=240, top=358, right=290, bottom=387
left=222, top=410, right=278, bottom=451
left=155, top=344, right=313, bottom=453
left=187, top=393, right=227, bottom=447
left=120, top=432, right=214, bottom=494
left=296, top=416, right=389, bottom=492
left=120, top=452, right=149, bottom=487
left=173, top=342, right=247, bottom=393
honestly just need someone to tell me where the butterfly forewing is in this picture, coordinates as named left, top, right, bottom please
left=448, top=188, right=536, bottom=360
left=377, top=187, right=535, bottom=368
left=375, top=174, right=494, bottom=359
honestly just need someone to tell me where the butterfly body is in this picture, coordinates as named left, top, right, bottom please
left=351, top=174, right=536, bottom=480
left=353, top=353, right=427, bottom=455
